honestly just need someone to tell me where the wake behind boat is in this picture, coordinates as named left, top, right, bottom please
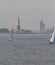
left=48, top=29, right=55, bottom=44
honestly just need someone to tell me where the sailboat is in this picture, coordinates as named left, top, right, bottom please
left=8, top=26, right=13, bottom=41
left=48, top=30, right=55, bottom=44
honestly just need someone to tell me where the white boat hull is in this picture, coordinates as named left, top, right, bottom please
left=8, top=38, right=13, bottom=41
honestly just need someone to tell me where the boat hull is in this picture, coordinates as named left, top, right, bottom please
left=48, top=42, right=54, bottom=44
left=8, top=38, right=13, bottom=41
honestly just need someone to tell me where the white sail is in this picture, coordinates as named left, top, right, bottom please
left=50, top=30, right=55, bottom=42
left=8, top=26, right=13, bottom=41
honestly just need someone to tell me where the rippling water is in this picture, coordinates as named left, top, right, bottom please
left=0, top=34, right=55, bottom=65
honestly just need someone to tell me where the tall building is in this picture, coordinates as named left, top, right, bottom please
left=40, top=20, right=45, bottom=31
left=17, top=16, right=21, bottom=31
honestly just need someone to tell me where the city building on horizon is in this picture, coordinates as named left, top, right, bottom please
left=40, top=20, right=45, bottom=31
left=16, top=16, right=32, bottom=34
left=16, top=16, right=21, bottom=32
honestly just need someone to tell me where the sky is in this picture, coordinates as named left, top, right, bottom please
left=0, top=0, right=55, bottom=30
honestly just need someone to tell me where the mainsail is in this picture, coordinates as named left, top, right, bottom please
left=50, top=30, right=55, bottom=42
left=8, top=26, right=13, bottom=41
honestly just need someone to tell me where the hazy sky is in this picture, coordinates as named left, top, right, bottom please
left=0, top=0, right=55, bottom=30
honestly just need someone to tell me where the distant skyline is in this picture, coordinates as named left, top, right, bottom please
left=0, top=0, right=55, bottom=30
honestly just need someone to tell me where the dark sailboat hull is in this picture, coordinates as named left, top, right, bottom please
left=48, top=42, right=54, bottom=44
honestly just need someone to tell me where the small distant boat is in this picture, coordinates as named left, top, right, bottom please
left=8, top=26, right=13, bottom=41
left=48, top=30, right=55, bottom=44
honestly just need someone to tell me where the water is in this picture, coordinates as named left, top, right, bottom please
left=0, top=34, right=55, bottom=65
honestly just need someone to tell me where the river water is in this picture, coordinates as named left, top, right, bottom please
left=0, top=34, right=55, bottom=65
